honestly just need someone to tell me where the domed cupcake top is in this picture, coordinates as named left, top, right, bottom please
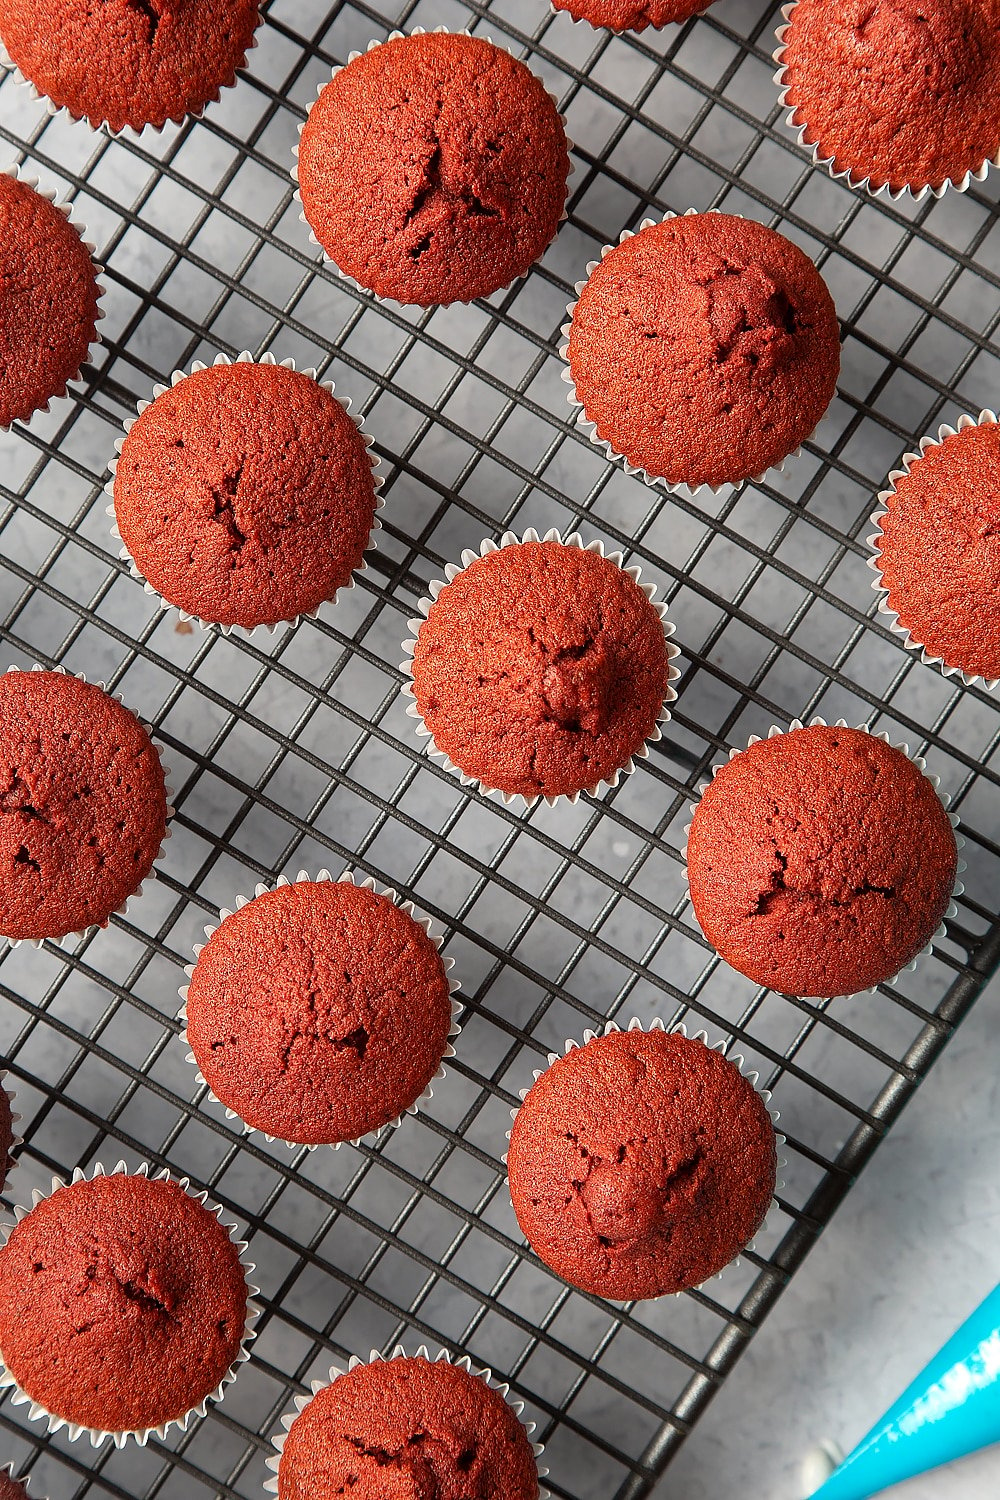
left=0, top=0, right=261, bottom=133
left=0, top=174, right=101, bottom=429
left=686, top=724, right=959, bottom=998
left=565, top=212, right=840, bottom=490
left=0, top=1171, right=250, bottom=1438
left=552, top=0, right=709, bottom=33
left=0, top=670, right=169, bottom=943
left=873, top=417, right=1000, bottom=684
left=275, top=1353, right=540, bottom=1500
left=183, top=879, right=456, bottom=1145
left=296, top=31, right=570, bottom=306
left=112, top=359, right=380, bottom=631
left=507, top=1027, right=777, bottom=1300
left=777, top=0, right=1000, bottom=195
left=408, top=537, right=675, bottom=802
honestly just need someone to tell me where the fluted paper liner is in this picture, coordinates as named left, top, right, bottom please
left=0, top=9, right=261, bottom=138
left=682, top=717, right=965, bottom=998
left=559, top=208, right=829, bottom=497
left=264, top=1344, right=548, bottom=1498
left=0, top=1069, right=23, bottom=1198
left=1, top=665, right=175, bottom=950
left=105, top=350, right=385, bottom=636
left=290, top=26, right=574, bottom=309
left=505, top=1017, right=785, bottom=1297
left=178, top=870, right=462, bottom=1149
left=772, top=1, right=998, bottom=201
left=868, top=410, right=1000, bottom=690
left=0, top=1160, right=260, bottom=1448
left=0, top=165, right=105, bottom=429
left=400, top=526, right=681, bottom=808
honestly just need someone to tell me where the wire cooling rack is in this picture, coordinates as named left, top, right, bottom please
left=1, top=0, right=1000, bottom=1496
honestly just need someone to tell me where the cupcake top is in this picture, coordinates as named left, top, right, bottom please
left=0, top=1471, right=29, bottom=1500
left=0, top=670, right=168, bottom=943
left=0, top=1172, right=249, bottom=1436
left=184, top=880, right=455, bottom=1145
left=0, top=0, right=261, bottom=133
left=552, top=0, right=707, bottom=33
left=410, top=540, right=673, bottom=801
left=113, top=360, right=379, bottom=630
left=0, top=174, right=101, bottom=429
left=778, top=0, right=1000, bottom=195
left=296, top=31, right=570, bottom=306
left=507, top=1029, right=776, bottom=1300
left=566, top=212, right=840, bottom=490
left=874, top=420, right=1000, bottom=682
left=276, top=1354, right=539, bottom=1500
left=686, top=724, right=959, bottom=998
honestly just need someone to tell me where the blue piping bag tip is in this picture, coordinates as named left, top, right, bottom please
left=806, top=1283, right=1000, bottom=1500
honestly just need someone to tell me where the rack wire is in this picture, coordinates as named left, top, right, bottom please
left=0, top=0, right=999, bottom=1495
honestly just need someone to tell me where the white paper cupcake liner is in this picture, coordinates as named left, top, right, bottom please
left=559, top=208, right=829, bottom=497
left=0, top=1464, right=45, bottom=1499
left=0, top=9, right=261, bottom=140
left=505, top=1016, right=785, bottom=1297
left=548, top=0, right=713, bottom=36
left=867, top=410, right=1000, bottom=691
left=1, top=664, right=175, bottom=951
left=177, top=869, right=462, bottom=1149
left=681, top=717, right=966, bottom=999
left=104, top=350, right=385, bottom=637
left=0, top=1070, right=23, bottom=1198
left=0, top=164, right=105, bottom=430
left=400, top=526, right=681, bottom=809
left=772, top=1, right=998, bottom=202
left=264, top=1344, right=548, bottom=1499
left=290, top=26, right=574, bottom=310
left=0, top=1160, right=260, bottom=1448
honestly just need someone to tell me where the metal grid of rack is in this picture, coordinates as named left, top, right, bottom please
left=1, top=0, right=999, bottom=1496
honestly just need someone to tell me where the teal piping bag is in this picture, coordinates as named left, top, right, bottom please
left=804, top=1282, right=1000, bottom=1499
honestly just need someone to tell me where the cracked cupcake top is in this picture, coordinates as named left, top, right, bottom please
left=0, top=1173, right=248, bottom=1435
left=780, top=0, right=1000, bottom=195
left=113, top=361, right=379, bottom=629
left=0, top=671, right=168, bottom=943
left=552, top=0, right=708, bottom=35
left=566, top=212, right=840, bottom=489
left=686, top=724, right=959, bottom=998
left=0, top=0, right=261, bottom=133
left=296, top=31, right=570, bottom=306
left=277, top=1353, right=539, bottom=1500
left=184, top=880, right=454, bottom=1145
left=0, top=174, right=101, bottom=430
left=874, top=420, right=1000, bottom=683
left=410, top=540, right=673, bottom=801
left=507, top=1029, right=776, bottom=1300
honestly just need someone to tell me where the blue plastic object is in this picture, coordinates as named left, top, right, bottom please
left=810, top=1283, right=1000, bottom=1499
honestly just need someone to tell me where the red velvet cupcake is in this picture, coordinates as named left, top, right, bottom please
left=0, top=1469, right=35, bottom=1500
left=563, top=212, right=840, bottom=492
left=0, top=669, right=171, bottom=945
left=869, top=412, right=1000, bottom=686
left=111, top=354, right=381, bottom=632
left=269, top=1350, right=542, bottom=1500
left=296, top=31, right=570, bottom=307
left=775, top=0, right=1000, bottom=197
left=0, top=171, right=102, bottom=429
left=553, top=0, right=710, bottom=33
left=404, top=530, right=679, bottom=805
left=686, top=722, right=960, bottom=998
left=0, top=1076, right=18, bottom=1191
left=0, top=1166, right=255, bottom=1443
left=0, top=0, right=261, bottom=133
left=182, top=876, right=459, bottom=1146
left=507, top=1025, right=777, bottom=1300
